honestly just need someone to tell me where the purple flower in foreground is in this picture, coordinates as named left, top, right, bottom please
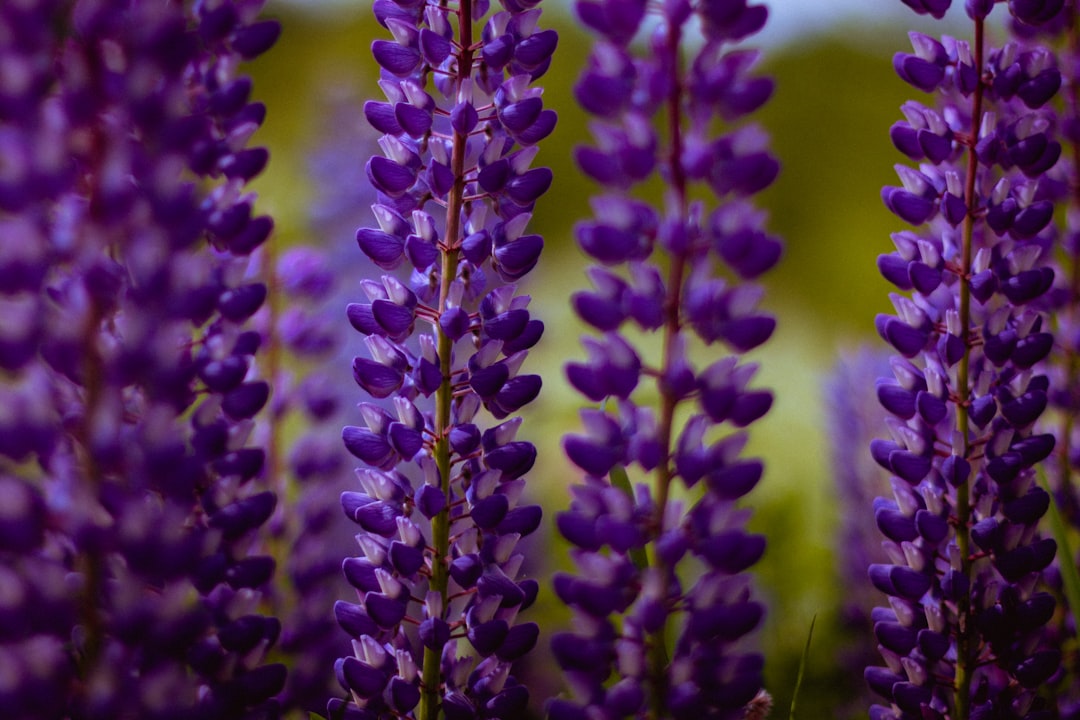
left=0, top=2, right=282, bottom=718
left=550, top=0, right=780, bottom=717
left=333, top=0, right=556, bottom=718
left=868, top=4, right=1065, bottom=719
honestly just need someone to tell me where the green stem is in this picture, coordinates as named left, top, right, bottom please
left=419, top=3, right=471, bottom=718
left=953, top=18, right=984, bottom=720
left=646, top=17, right=689, bottom=720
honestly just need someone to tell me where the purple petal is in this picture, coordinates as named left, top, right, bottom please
left=341, top=656, right=388, bottom=698
left=467, top=619, right=508, bottom=656
left=352, top=357, right=404, bottom=398
left=517, top=109, right=558, bottom=146
left=222, top=381, right=269, bottom=419
left=372, top=39, right=422, bottom=76
left=490, top=374, right=541, bottom=418
left=389, top=541, right=425, bottom=576
left=395, top=102, right=433, bottom=137
left=500, top=98, right=543, bottom=133
left=505, top=167, right=553, bottom=205
left=342, top=557, right=380, bottom=592
left=415, top=484, right=447, bottom=518
left=356, top=227, right=405, bottom=269
left=364, top=100, right=403, bottom=135
left=232, top=20, right=281, bottom=59
left=367, top=156, right=416, bottom=197
left=494, top=234, right=543, bottom=281
left=366, top=592, right=408, bottom=628
left=514, top=29, right=558, bottom=66
left=419, top=28, right=451, bottom=65
left=471, top=493, right=510, bottom=529
left=335, top=600, right=378, bottom=638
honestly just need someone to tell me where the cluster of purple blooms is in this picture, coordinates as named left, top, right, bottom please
left=0, top=1, right=282, bottom=719
left=548, top=0, right=779, bottom=718
left=865, top=1, right=1080, bottom=719
left=10, top=0, right=1080, bottom=719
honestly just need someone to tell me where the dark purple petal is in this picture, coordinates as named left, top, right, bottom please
left=356, top=227, right=405, bottom=269
left=352, top=357, right=404, bottom=398
left=490, top=374, right=542, bottom=417
left=420, top=28, right=451, bottom=65
left=517, top=109, right=558, bottom=145
left=210, top=491, right=276, bottom=540
left=468, top=619, right=509, bottom=656
left=350, top=501, right=401, bottom=537
left=365, top=592, right=407, bottom=628
left=915, top=509, right=948, bottom=543
left=225, top=556, right=275, bottom=589
left=219, top=283, right=266, bottom=321
left=471, top=494, right=510, bottom=529
left=494, top=234, right=543, bottom=281
left=222, top=381, right=269, bottom=419
left=891, top=123, right=923, bottom=159
left=364, top=101, right=403, bottom=135
left=367, top=156, right=417, bottom=197
left=232, top=20, right=281, bottom=59
left=496, top=505, right=542, bottom=536
left=687, top=601, right=763, bottom=641
left=450, top=554, right=483, bottom=588
left=342, top=558, right=380, bottom=593
left=372, top=39, right=422, bottom=75
left=875, top=506, right=917, bottom=543
left=1014, top=650, right=1060, bottom=689
left=420, top=617, right=451, bottom=649
left=505, top=168, right=553, bottom=205
left=389, top=541, right=425, bottom=576
left=882, top=186, right=936, bottom=225
left=395, top=102, right=433, bottom=137
left=335, top=600, right=378, bottom=638
left=500, top=98, right=543, bottom=133
left=705, top=460, right=762, bottom=500
left=875, top=621, right=917, bottom=655
left=341, top=656, right=388, bottom=698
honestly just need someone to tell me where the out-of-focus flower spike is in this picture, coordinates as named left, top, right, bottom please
left=553, top=0, right=779, bottom=715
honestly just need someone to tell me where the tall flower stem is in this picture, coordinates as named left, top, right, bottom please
left=953, top=19, right=984, bottom=720
left=424, top=3, right=472, bottom=718
left=647, top=17, right=689, bottom=718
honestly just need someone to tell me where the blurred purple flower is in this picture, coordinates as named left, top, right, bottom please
left=0, top=1, right=282, bottom=718
left=550, top=0, right=781, bottom=717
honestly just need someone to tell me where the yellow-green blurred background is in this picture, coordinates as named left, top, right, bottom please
left=246, top=3, right=983, bottom=716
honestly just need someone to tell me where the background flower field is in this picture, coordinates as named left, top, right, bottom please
left=242, top=3, right=973, bottom=715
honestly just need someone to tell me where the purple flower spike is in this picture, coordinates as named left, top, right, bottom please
left=866, top=5, right=1065, bottom=719
left=555, top=0, right=779, bottom=715
left=0, top=4, right=290, bottom=708
left=336, top=1, right=555, bottom=717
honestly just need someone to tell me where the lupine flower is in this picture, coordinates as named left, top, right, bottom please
left=268, top=247, right=355, bottom=716
left=549, top=0, right=781, bottom=717
left=868, top=3, right=1065, bottom=718
left=332, top=0, right=556, bottom=718
left=0, top=2, right=282, bottom=718
left=1007, top=6, right=1080, bottom=713
left=266, top=97, right=389, bottom=713
left=824, top=350, right=899, bottom=717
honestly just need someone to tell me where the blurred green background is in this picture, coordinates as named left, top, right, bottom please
left=245, top=4, right=973, bottom=717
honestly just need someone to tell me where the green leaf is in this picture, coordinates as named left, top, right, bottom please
left=789, top=614, right=817, bottom=720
